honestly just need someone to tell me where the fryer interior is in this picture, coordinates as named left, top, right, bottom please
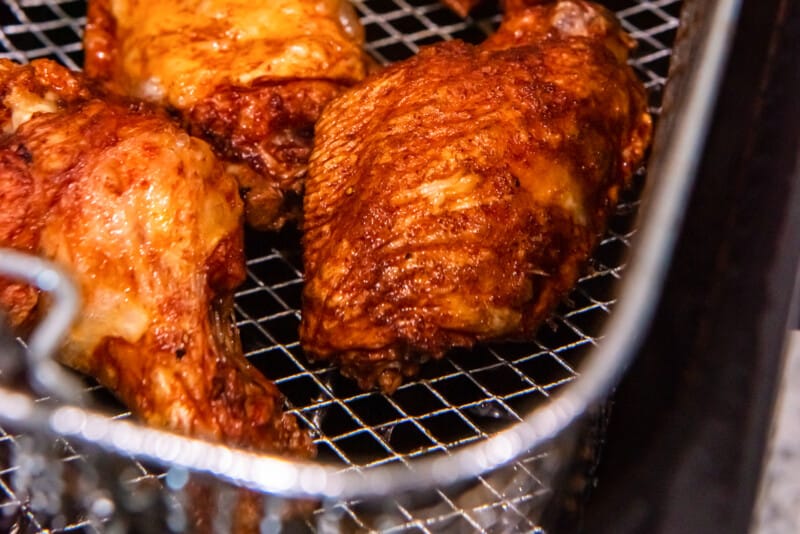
left=0, top=0, right=682, bottom=531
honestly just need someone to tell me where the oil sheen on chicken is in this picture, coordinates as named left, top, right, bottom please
left=0, top=59, right=312, bottom=461
left=301, top=0, right=653, bottom=392
left=83, top=0, right=368, bottom=230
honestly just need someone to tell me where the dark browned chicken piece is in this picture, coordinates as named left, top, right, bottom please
left=83, top=0, right=368, bottom=231
left=301, top=0, right=653, bottom=392
left=0, top=59, right=312, bottom=459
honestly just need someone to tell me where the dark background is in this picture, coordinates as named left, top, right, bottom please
left=583, top=0, right=800, bottom=532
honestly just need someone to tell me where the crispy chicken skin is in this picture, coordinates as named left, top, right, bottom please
left=84, top=0, right=368, bottom=230
left=0, top=59, right=312, bottom=459
left=301, top=0, right=652, bottom=392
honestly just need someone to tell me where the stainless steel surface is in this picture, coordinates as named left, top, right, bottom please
left=752, top=330, right=800, bottom=534
left=0, top=0, right=735, bottom=531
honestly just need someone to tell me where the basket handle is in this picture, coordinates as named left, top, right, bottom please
left=0, top=249, right=83, bottom=403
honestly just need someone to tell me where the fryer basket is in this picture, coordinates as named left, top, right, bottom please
left=0, top=0, right=737, bottom=531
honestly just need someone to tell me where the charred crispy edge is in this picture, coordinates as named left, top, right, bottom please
left=0, top=282, right=38, bottom=331
left=310, top=245, right=595, bottom=395
left=0, top=58, right=92, bottom=112
left=185, top=79, right=344, bottom=177
left=336, top=348, right=428, bottom=393
left=183, top=78, right=347, bottom=231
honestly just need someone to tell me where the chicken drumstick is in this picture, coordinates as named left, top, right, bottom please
left=0, top=59, right=312, bottom=458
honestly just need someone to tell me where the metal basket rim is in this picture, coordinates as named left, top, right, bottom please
left=0, top=0, right=740, bottom=502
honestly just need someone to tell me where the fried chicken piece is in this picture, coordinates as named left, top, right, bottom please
left=84, top=0, right=368, bottom=230
left=300, top=0, right=652, bottom=392
left=0, top=59, right=312, bottom=458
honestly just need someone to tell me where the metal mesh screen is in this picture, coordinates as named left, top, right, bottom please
left=0, top=0, right=681, bottom=531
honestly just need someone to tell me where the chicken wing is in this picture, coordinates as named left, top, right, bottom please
left=0, top=59, right=312, bottom=458
left=84, top=0, right=368, bottom=230
left=300, top=0, right=652, bottom=392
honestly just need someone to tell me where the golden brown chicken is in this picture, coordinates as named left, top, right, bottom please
left=300, top=0, right=653, bottom=392
left=83, top=0, right=369, bottom=230
left=0, top=59, right=312, bottom=459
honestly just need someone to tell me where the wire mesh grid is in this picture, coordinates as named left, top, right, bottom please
left=0, top=0, right=681, bottom=531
